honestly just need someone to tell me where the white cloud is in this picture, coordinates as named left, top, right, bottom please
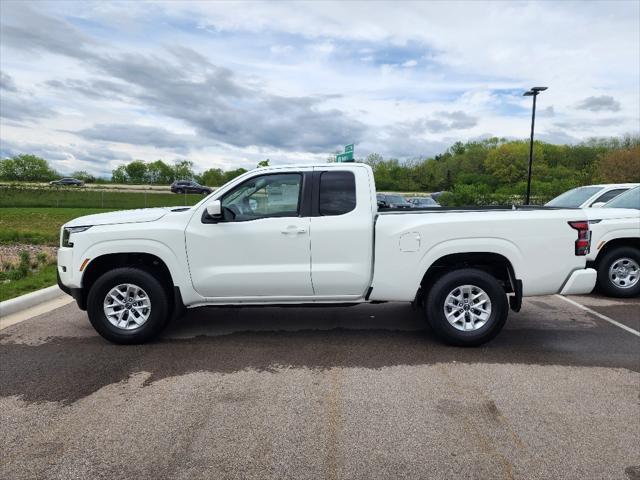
left=0, top=0, right=638, bottom=176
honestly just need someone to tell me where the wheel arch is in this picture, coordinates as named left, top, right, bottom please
left=591, top=237, right=640, bottom=267
left=418, top=251, right=521, bottom=311
left=79, top=252, right=180, bottom=312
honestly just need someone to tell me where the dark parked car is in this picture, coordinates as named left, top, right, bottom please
left=49, top=177, right=84, bottom=186
left=376, top=193, right=412, bottom=209
left=170, top=180, right=213, bottom=195
left=408, top=196, right=441, bottom=208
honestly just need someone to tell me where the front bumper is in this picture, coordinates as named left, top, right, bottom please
left=57, top=269, right=86, bottom=310
left=560, top=268, right=597, bottom=295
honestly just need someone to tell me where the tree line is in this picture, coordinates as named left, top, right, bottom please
left=364, top=135, right=639, bottom=204
left=1, top=136, right=638, bottom=204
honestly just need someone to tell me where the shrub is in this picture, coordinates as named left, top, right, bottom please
left=16, top=250, right=31, bottom=278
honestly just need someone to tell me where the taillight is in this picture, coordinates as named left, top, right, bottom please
left=568, top=221, right=590, bottom=256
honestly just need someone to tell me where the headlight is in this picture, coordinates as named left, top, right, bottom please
left=62, top=226, right=92, bottom=247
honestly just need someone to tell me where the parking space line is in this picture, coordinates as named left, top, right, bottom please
left=555, top=295, right=640, bottom=337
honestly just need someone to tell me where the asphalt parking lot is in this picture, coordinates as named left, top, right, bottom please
left=1, top=294, right=639, bottom=480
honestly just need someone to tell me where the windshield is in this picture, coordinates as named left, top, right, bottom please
left=546, top=186, right=603, bottom=208
left=386, top=195, right=407, bottom=203
left=604, top=186, right=640, bottom=209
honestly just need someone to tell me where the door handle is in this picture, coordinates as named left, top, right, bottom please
left=281, top=226, right=307, bottom=235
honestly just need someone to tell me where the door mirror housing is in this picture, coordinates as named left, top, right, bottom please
left=591, top=202, right=606, bottom=208
left=206, top=200, right=222, bottom=217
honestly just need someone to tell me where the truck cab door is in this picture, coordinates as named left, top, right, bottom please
left=309, top=167, right=374, bottom=296
left=185, top=171, right=313, bottom=298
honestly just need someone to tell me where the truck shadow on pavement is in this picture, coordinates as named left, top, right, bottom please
left=1, top=302, right=639, bottom=404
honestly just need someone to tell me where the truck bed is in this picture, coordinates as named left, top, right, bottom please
left=378, top=205, right=577, bottom=213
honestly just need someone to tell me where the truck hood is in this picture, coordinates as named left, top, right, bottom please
left=65, top=207, right=177, bottom=228
left=585, top=208, right=640, bottom=221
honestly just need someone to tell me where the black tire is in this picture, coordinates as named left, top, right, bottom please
left=596, top=247, right=640, bottom=298
left=176, top=189, right=183, bottom=194
left=425, top=268, right=508, bottom=347
left=87, top=267, right=170, bottom=344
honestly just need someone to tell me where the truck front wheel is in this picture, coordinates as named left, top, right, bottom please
left=425, top=268, right=508, bottom=347
left=87, top=267, right=170, bottom=344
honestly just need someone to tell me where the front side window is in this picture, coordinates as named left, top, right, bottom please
left=319, top=171, right=356, bottom=216
left=592, top=188, right=627, bottom=205
left=222, top=173, right=302, bottom=221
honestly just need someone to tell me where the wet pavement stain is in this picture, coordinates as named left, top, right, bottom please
left=626, top=465, right=640, bottom=480
left=1, top=324, right=640, bottom=405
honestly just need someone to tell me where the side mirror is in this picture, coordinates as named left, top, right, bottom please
left=377, top=200, right=386, bottom=209
left=591, top=202, right=606, bottom=208
left=206, top=200, right=222, bottom=217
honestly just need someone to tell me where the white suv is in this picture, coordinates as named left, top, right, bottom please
left=585, top=187, right=640, bottom=297
left=546, top=183, right=639, bottom=209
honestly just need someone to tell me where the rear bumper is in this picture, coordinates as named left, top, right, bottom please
left=560, top=268, right=597, bottom=295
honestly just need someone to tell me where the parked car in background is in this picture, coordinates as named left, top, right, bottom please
left=49, top=177, right=84, bottom=186
left=376, top=193, right=412, bottom=209
left=408, top=197, right=441, bottom=208
left=585, top=187, right=640, bottom=297
left=170, top=180, right=213, bottom=195
left=546, top=183, right=639, bottom=208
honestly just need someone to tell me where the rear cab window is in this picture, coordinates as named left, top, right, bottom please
left=319, top=171, right=356, bottom=216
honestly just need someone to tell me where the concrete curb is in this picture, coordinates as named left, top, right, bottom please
left=0, top=285, right=65, bottom=318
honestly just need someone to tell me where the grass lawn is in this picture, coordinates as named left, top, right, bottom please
left=0, top=186, right=203, bottom=209
left=0, top=264, right=58, bottom=302
left=0, top=208, right=114, bottom=245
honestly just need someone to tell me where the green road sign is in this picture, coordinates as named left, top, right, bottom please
left=336, top=143, right=354, bottom=162
left=336, top=152, right=354, bottom=162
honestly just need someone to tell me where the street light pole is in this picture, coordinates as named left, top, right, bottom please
left=523, top=86, right=547, bottom=205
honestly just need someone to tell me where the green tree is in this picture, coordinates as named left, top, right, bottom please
left=71, top=170, right=96, bottom=183
left=484, top=141, right=546, bottom=184
left=257, top=159, right=270, bottom=168
left=173, top=160, right=194, bottom=181
left=124, top=160, right=148, bottom=184
left=222, top=168, right=248, bottom=183
left=595, top=146, right=640, bottom=183
left=146, top=160, right=174, bottom=184
left=199, top=168, right=225, bottom=187
left=111, top=165, right=127, bottom=183
left=0, top=154, right=57, bottom=181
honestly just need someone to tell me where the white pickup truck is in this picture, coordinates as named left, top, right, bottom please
left=57, top=163, right=597, bottom=346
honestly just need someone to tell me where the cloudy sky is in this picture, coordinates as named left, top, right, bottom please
left=1, top=1, right=638, bottom=177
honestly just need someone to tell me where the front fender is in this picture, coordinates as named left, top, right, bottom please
left=590, top=229, right=639, bottom=261
left=78, top=239, right=189, bottom=291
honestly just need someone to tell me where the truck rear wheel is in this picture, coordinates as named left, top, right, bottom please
left=87, top=267, right=170, bottom=344
left=596, top=247, right=640, bottom=298
left=425, top=268, right=508, bottom=346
